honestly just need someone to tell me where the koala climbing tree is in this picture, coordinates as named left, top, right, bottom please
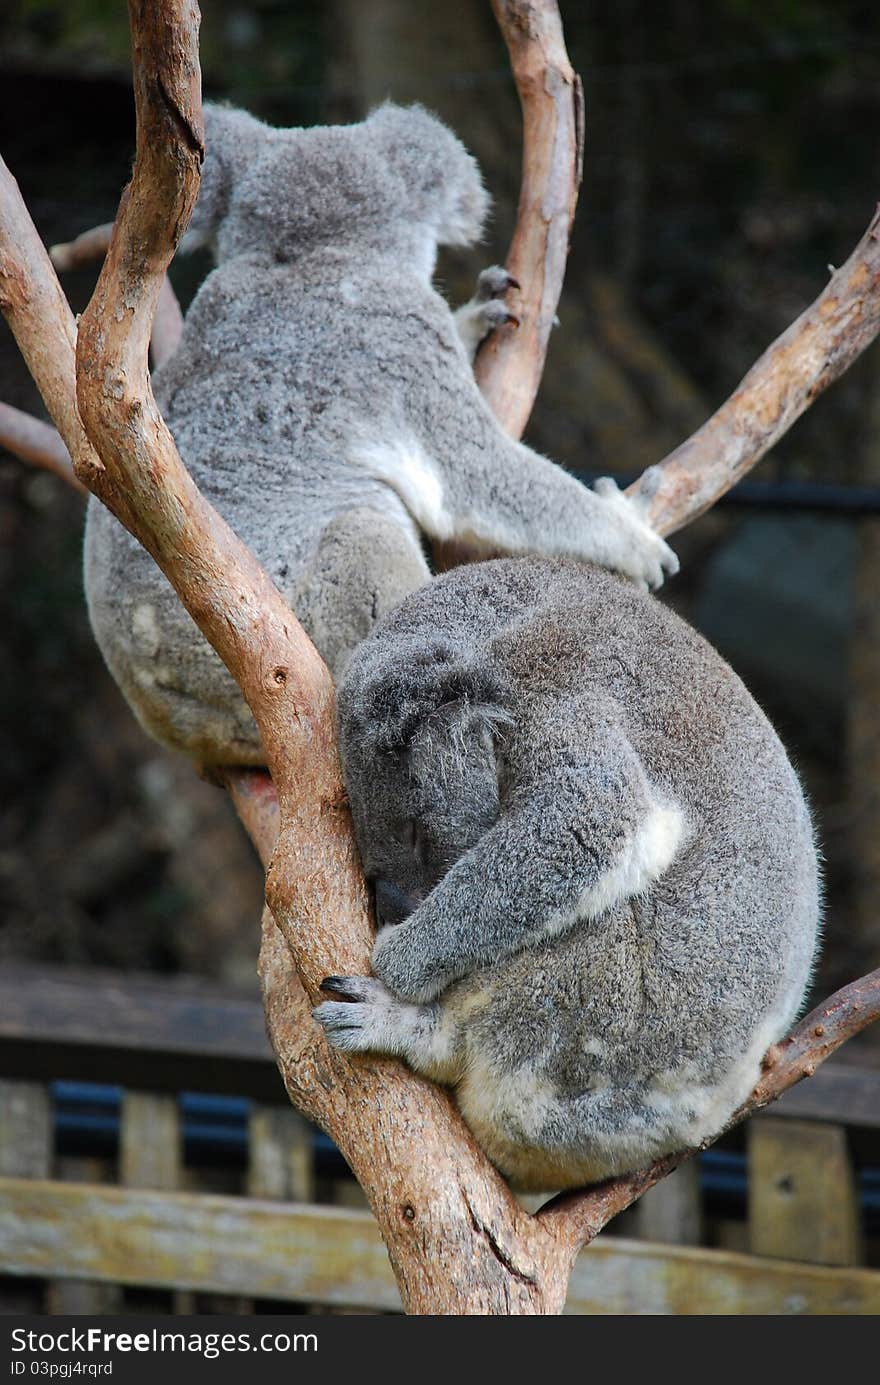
left=82, top=96, right=676, bottom=764
left=2, top=0, right=880, bottom=1315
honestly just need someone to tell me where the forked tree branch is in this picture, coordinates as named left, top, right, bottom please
left=1, top=0, right=567, bottom=1316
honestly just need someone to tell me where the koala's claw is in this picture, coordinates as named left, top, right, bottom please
left=319, top=975, right=371, bottom=1000
left=591, top=474, right=679, bottom=591
left=480, top=300, right=520, bottom=332
left=455, top=265, right=522, bottom=361
left=314, top=975, right=399, bottom=1055
left=475, top=265, right=520, bottom=300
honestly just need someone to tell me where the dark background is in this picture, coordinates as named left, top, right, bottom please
left=1, top=0, right=879, bottom=1011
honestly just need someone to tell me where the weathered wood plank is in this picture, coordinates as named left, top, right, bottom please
left=0, top=965, right=283, bottom=1101
left=0, top=1177, right=398, bottom=1312
left=748, top=1118, right=864, bottom=1265
left=634, top=1160, right=703, bottom=1245
left=121, top=1092, right=191, bottom=1313
left=1, top=1178, right=878, bottom=1315
left=0, top=1081, right=50, bottom=1178
left=121, top=1092, right=182, bottom=1191
left=248, top=1106, right=314, bottom=1203
left=0, top=1082, right=51, bottom=1313
left=46, top=1157, right=123, bottom=1316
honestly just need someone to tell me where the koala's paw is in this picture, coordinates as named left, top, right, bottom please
left=314, top=975, right=401, bottom=1055
left=372, top=923, right=447, bottom=1004
left=454, top=265, right=520, bottom=361
left=474, top=265, right=521, bottom=302
left=591, top=474, right=679, bottom=591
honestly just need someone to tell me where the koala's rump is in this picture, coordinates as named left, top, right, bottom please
left=443, top=819, right=817, bottom=1191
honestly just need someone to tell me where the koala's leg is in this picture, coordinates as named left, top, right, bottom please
left=293, top=508, right=430, bottom=680
left=314, top=977, right=462, bottom=1083
left=369, top=721, right=687, bottom=1004
left=453, top=266, right=520, bottom=363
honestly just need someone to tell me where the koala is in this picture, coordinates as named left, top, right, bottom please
left=83, top=101, right=677, bottom=765
left=316, top=558, right=820, bottom=1191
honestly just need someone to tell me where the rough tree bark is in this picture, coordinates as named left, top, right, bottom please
left=2, top=0, right=880, bottom=1315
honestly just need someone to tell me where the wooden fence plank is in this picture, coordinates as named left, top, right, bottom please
left=0, top=1081, right=50, bottom=1179
left=0, top=1082, right=51, bottom=1312
left=748, top=1118, right=864, bottom=1265
left=0, top=1177, right=399, bottom=1312
left=247, top=1106, right=314, bottom=1204
left=121, top=1092, right=181, bottom=1191
left=3, top=964, right=879, bottom=1126
left=1, top=1178, right=878, bottom=1315
left=121, top=1092, right=193, bottom=1314
left=0, top=965, right=282, bottom=1101
left=634, top=1161, right=703, bottom=1245
left=46, top=1157, right=123, bottom=1316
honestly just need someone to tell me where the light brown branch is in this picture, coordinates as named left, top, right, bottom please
left=153, top=274, right=185, bottom=367
left=49, top=222, right=114, bottom=272
left=473, top=0, right=583, bottom=439
left=0, top=401, right=85, bottom=493
left=538, top=968, right=880, bottom=1258
left=51, top=220, right=184, bottom=367
left=0, top=159, right=98, bottom=489
left=628, top=204, right=880, bottom=536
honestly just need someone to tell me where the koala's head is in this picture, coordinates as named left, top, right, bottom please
left=337, top=636, right=513, bottom=926
left=184, top=102, right=489, bottom=272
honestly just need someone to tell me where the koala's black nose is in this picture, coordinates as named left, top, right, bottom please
left=374, top=878, right=420, bottom=926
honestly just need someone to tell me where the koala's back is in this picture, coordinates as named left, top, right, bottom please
left=346, top=559, right=820, bottom=1188
left=83, top=252, right=459, bottom=759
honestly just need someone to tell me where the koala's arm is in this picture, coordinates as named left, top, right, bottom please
left=377, top=317, right=678, bottom=589
left=370, top=725, right=686, bottom=1004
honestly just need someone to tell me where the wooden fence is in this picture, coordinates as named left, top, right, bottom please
left=1, top=963, right=879, bottom=1315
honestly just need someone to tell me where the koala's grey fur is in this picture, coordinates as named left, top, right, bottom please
left=83, top=102, right=677, bottom=764
left=316, top=558, right=820, bottom=1191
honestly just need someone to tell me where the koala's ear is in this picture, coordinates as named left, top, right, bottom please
left=181, top=103, right=271, bottom=255
left=338, top=637, right=512, bottom=756
left=408, top=695, right=512, bottom=788
left=365, top=103, right=489, bottom=248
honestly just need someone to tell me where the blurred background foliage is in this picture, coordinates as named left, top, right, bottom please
left=1, top=0, right=879, bottom=1009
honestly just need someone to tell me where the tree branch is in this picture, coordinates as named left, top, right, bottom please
left=52, top=219, right=184, bottom=367
left=473, top=0, right=583, bottom=439
left=538, top=968, right=880, bottom=1258
left=49, top=222, right=114, bottom=272
left=628, top=204, right=880, bottom=536
left=0, top=400, right=85, bottom=493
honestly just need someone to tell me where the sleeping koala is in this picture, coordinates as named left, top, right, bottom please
left=316, top=558, right=820, bottom=1191
left=83, top=101, right=677, bottom=765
